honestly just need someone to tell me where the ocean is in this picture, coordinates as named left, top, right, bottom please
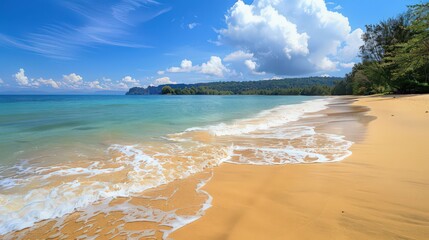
left=0, top=95, right=352, bottom=238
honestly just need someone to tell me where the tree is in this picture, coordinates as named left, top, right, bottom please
left=388, top=3, right=429, bottom=92
left=161, top=86, right=174, bottom=95
left=332, top=3, right=429, bottom=95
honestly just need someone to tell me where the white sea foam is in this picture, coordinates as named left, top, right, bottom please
left=0, top=143, right=231, bottom=236
left=185, top=98, right=329, bottom=136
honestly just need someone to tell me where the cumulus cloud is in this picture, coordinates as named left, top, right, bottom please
left=115, top=75, right=141, bottom=89
left=167, top=59, right=197, bottom=73
left=224, top=50, right=254, bottom=62
left=200, top=56, right=229, bottom=77
left=244, top=59, right=266, bottom=75
left=153, top=77, right=177, bottom=86
left=122, top=76, right=139, bottom=84
left=87, top=81, right=104, bottom=89
left=35, top=78, right=60, bottom=89
left=338, top=28, right=364, bottom=62
left=218, top=0, right=363, bottom=75
left=157, top=70, right=165, bottom=75
left=244, top=59, right=257, bottom=71
left=166, top=56, right=229, bottom=77
left=63, top=73, right=83, bottom=87
left=14, top=68, right=29, bottom=86
left=13, top=68, right=60, bottom=88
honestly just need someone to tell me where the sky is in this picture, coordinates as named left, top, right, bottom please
left=0, top=0, right=423, bottom=93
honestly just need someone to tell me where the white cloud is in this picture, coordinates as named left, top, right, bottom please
left=167, top=59, right=197, bottom=73
left=122, top=76, right=139, bottom=84
left=318, top=57, right=338, bottom=71
left=166, top=56, right=229, bottom=77
left=188, top=22, right=199, bottom=29
left=219, top=0, right=363, bottom=75
left=244, top=59, right=257, bottom=71
left=13, top=68, right=60, bottom=88
left=0, top=78, right=3, bottom=85
left=14, top=68, right=29, bottom=86
left=340, top=62, right=356, bottom=68
left=224, top=50, right=254, bottom=62
left=157, top=70, right=165, bottom=75
left=63, top=73, right=83, bottom=87
left=88, top=81, right=104, bottom=89
left=320, top=74, right=331, bottom=77
left=338, top=28, right=364, bottom=62
left=116, top=75, right=141, bottom=89
left=244, top=59, right=266, bottom=75
left=200, top=56, right=229, bottom=77
left=35, top=78, right=60, bottom=89
left=153, top=77, right=177, bottom=86
left=333, top=5, right=342, bottom=10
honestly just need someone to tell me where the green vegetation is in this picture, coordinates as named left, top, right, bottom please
left=333, top=3, right=429, bottom=95
left=161, top=86, right=174, bottom=94
left=156, top=77, right=340, bottom=96
left=161, top=85, right=332, bottom=96
left=127, top=77, right=341, bottom=96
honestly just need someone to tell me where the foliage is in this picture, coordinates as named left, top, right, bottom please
left=334, top=3, right=429, bottom=95
left=161, top=86, right=174, bottom=94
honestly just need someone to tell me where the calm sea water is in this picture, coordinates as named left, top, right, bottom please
left=0, top=95, right=317, bottom=167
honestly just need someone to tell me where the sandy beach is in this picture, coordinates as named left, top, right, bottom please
left=3, top=95, right=429, bottom=239
left=172, top=95, right=429, bottom=240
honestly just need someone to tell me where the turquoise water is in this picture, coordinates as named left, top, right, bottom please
left=0, top=95, right=318, bottom=167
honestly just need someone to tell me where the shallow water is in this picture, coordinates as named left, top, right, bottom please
left=0, top=95, right=353, bottom=238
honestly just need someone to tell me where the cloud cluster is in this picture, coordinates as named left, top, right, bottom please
left=218, top=0, right=363, bottom=75
left=13, top=68, right=61, bottom=88
left=63, top=73, right=83, bottom=88
left=11, top=68, right=145, bottom=91
left=166, top=56, right=229, bottom=77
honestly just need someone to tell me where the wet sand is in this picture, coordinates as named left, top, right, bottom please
left=172, top=95, right=429, bottom=239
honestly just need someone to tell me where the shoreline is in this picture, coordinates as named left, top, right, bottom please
left=3, top=95, right=428, bottom=239
left=172, top=94, right=429, bottom=239
left=1, top=96, right=338, bottom=239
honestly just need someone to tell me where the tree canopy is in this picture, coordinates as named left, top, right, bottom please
left=334, top=3, right=429, bottom=95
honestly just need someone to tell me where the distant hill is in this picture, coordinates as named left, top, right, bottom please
left=126, top=77, right=343, bottom=95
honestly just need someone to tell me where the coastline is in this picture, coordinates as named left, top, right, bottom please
left=172, top=95, right=429, bottom=239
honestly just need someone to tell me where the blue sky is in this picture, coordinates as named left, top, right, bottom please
left=0, top=0, right=422, bottom=93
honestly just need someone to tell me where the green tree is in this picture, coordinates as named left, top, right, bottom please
left=388, top=3, right=429, bottom=92
left=161, top=86, right=174, bottom=95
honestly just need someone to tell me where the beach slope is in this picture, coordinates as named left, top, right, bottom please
left=172, top=95, right=429, bottom=240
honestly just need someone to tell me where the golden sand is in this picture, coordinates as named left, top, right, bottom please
left=172, top=95, right=429, bottom=240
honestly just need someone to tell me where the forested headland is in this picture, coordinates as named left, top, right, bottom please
left=126, top=77, right=340, bottom=96
left=127, top=3, right=428, bottom=96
